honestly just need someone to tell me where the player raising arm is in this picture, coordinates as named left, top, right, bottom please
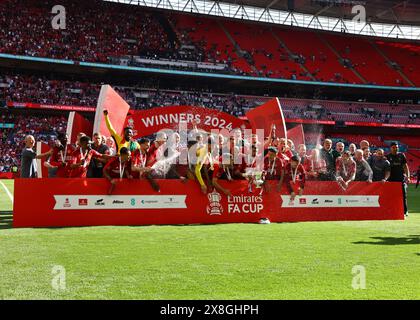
left=103, top=110, right=139, bottom=153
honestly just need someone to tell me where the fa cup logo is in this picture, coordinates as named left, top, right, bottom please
left=206, top=189, right=223, bottom=215
left=127, top=118, right=138, bottom=136
left=127, top=118, right=134, bottom=128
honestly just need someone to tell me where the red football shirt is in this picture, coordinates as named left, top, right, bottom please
left=303, top=157, right=327, bottom=180
left=103, top=156, right=132, bottom=179
left=68, top=148, right=103, bottom=178
left=49, top=144, right=75, bottom=177
left=131, top=149, right=149, bottom=178
left=263, top=156, right=284, bottom=180
left=284, top=162, right=306, bottom=192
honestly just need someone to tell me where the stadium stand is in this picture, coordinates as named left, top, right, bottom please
left=169, top=14, right=253, bottom=75
left=274, top=28, right=360, bottom=84
left=1, top=72, right=420, bottom=123
left=221, top=20, right=310, bottom=80
left=375, top=40, right=420, bottom=86
left=322, top=33, right=406, bottom=86
left=0, top=0, right=419, bottom=86
left=0, top=0, right=175, bottom=62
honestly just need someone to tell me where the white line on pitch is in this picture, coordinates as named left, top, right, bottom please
left=0, top=181, right=13, bottom=204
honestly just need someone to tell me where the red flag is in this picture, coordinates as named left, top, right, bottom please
left=66, top=112, right=93, bottom=144
left=287, top=124, right=305, bottom=147
left=245, top=98, right=287, bottom=139
left=93, top=85, right=130, bottom=138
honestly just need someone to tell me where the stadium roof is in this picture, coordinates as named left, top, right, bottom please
left=106, top=0, right=420, bottom=40
left=220, top=1, right=420, bottom=26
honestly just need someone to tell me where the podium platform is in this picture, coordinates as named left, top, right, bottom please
left=13, top=179, right=404, bottom=228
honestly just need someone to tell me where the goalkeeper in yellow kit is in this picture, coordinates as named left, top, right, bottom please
left=103, top=110, right=139, bottom=153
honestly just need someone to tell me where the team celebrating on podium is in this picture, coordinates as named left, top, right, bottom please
left=21, top=109, right=410, bottom=215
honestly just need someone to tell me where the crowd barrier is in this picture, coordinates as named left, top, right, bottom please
left=13, top=179, right=404, bottom=228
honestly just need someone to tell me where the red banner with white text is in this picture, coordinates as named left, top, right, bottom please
left=7, top=101, right=95, bottom=112
left=125, top=105, right=247, bottom=137
left=13, top=179, right=404, bottom=228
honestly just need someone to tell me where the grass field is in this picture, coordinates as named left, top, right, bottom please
left=0, top=179, right=419, bottom=300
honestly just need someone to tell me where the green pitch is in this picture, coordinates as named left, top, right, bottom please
left=0, top=179, right=13, bottom=213
left=0, top=180, right=419, bottom=299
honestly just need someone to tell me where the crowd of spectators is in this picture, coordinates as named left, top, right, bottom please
left=0, top=0, right=246, bottom=76
left=0, top=0, right=175, bottom=63
left=1, top=0, right=417, bottom=85
left=1, top=74, right=100, bottom=106
left=2, top=73, right=420, bottom=123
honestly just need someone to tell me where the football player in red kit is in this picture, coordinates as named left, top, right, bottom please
left=283, top=155, right=306, bottom=200
left=131, top=138, right=160, bottom=192
left=47, top=132, right=75, bottom=178
left=264, top=147, right=284, bottom=180
left=103, top=147, right=133, bottom=194
left=263, top=146, right=284, bottom=192
left=210, top=153, right=237, bottom=196
left=335, top=151, right=356, bottom=190
left=103, top=147, right=133, bottom=180
left=68, top=135, right=110, bottom=178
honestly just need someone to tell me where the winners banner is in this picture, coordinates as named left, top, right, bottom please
left=13, top=179, right=404, bottom=228
left=125, top=105, right=247, bottom=138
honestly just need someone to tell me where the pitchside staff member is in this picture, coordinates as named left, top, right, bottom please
left=386, top=142, right=410, bottom=217
left=335, top=142, right=345, bottom=156
left=416, top=166, right=420, bottom=189
left=20, top=135, right=52, bottom=178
